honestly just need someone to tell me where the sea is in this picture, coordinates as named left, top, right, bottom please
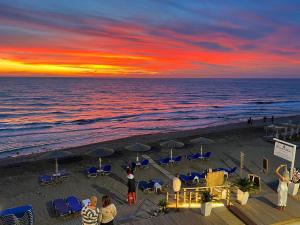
left=0, top=77, right=300, bottom=158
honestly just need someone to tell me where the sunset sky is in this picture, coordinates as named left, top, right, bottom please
left=0, top=0, right=300, bottom=78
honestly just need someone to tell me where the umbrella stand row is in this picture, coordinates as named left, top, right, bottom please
left=41, top=137, right=215, bottom=175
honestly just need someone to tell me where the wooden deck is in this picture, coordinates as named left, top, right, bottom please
left=232, top=192, right=300, bottom=225
left=58, top=200, right=244, bottom=225
left=122, top=207, right=245, bottom=225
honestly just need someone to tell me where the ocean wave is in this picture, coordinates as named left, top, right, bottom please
left=250, top=100, right=300, bottom=105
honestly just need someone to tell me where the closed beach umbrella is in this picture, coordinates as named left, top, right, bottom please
left=190, top=137, right=215, bottom=155
left=86, top=147, right=115, bottom=170
left=39, top=150, right=71, bottom=174
left=160, top=140, right=184, bottom=160
left=125, top=143, right=151, bottom=162
left=125, top=143, right=151, bottom=152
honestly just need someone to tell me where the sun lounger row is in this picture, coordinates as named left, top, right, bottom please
left=186, top=152, right=211, bottom=160
left=212, top=167, right=237, bottom=177
left=138, top=179, right=164, bottom=193
left=39, top=171, right=70, bottom=185
left=87, top=164, right=112, bottom=177
left=179, top=172, right=206, bottom=185
left=158, top=156, right=182, bottom=166
left=53, top=196, right=83, bottom=217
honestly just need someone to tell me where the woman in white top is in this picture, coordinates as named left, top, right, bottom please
left=275, top=164, right=289, bottom=211
left=98, top=195, right=117, bottom=225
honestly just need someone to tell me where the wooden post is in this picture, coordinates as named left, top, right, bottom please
left=262, top=157, right=268, bottom=174
left=226, top=187, right=230, bottom=206
left=176, top=192, right=179, bottom=209
left=195, top=188, right=199, bottom=203
left=183, top=189, right=186, bottom=204
left=240, top=152, right=245, bottom=177
left=189, top=192, right=192, bottom=207
left=166, top=192, right=169, bottom=205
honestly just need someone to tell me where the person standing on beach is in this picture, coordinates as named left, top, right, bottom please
left=98, top=195, right=117, bottom=225
left=81, top=196, right=100, bottom=225
left=127, top=173, right=136, bottom=205
left=275, top=164, right=289, bottom=211
left=272, top=115, right=275, bottom=124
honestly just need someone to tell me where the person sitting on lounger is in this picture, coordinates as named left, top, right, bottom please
left=81, top=196, right=100, bottom=225
left=98, top=195, right=117, bottom=225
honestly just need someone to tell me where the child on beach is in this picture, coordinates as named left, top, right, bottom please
left=98, top=195, right=117, bottom=225
left=81, top=196, right=100, bottom=225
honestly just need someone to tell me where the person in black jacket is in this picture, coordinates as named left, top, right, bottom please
left=127, top=173, right=136, bottom=205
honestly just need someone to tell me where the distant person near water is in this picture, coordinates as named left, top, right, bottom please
left=275, top=165, right=289, bottom=211
left=272, top=115, right=275, bottom=124
left=247, top=117, right=253, bottom=126
left=98, top=195, right=117, bottom=225
left=263, top=116, right=267, bottom=123
left=127, top=173, right=136, bottom=205
left=81, top=196, right=100, bottom=225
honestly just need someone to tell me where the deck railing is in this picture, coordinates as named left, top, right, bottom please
left=166, top=185, right=231, bottom=208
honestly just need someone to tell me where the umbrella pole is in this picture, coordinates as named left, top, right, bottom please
left=99, top=157, right=102, bottom=171
left=170, top=148, right=173, bottom=160
left=55, top=158, right=58, bottom=174
left=136, top=153, right=139, bottom=162
left=200, top=146, right=203, bottom=156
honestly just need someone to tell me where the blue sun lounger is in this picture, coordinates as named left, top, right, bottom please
left=179, top=174, right=193, bottom=184
left=0, top=205, right=34, bottom=225
left=201, top=152, right=212, bottom=160
left=53, top=199, right=71, bottom=217
left=101, top=164, right=112, bottom=175
left=140, top=159, right=149, bottom=168
left=159, top=157, right=170, bottom=166
left=138, top=180, right=151, bottom=192
left=87, top=167, right=98, bottom=178
left=173, top=156, right=182, bottom=164
left=39, top=175, right=55, bottom=185
left=66, top=196, right=82, bottom=214
left=187, top=153, right=201, bottom=160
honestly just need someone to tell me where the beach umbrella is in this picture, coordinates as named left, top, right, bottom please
left=86, top=147, right=115, bottom=170
left=125, top=143, right=151, bottom=162
left=190, top=137, right=215, bottom=155
left=39, top=150, right=71, bottom=174
left=160, top=140, right=184, bottom=160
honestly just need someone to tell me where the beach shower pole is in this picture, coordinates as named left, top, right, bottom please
left=55, top=158, right=58, bottom=174
left=240, top=152, right=244, bottom=177
left=99, top=157, right=102, bottom=171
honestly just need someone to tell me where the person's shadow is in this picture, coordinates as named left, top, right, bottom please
left=255, top=196, right=277, bottom=208
left=91, top=184, right=126, bottom=204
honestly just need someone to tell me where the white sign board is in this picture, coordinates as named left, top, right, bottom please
left=274, top=138, right=297, bottom=179
left=274, top=141, right=295, bottom=162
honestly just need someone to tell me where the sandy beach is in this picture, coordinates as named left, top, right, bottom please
left=1, top=115, right=300, bottom=225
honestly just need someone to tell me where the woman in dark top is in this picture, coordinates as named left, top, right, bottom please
left=127, top=173, right=136, bottom=205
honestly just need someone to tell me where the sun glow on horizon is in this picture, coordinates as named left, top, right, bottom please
left=0, top=59, right=158, bottom=76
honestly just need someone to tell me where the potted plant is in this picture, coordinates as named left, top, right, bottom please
left=158, top=198, right=167, bottom=214
left=200, top=190, right=214, bottom=216
left=235, top=178, right=257, bottom=205
left=288, top=168, right=300, bottom=196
